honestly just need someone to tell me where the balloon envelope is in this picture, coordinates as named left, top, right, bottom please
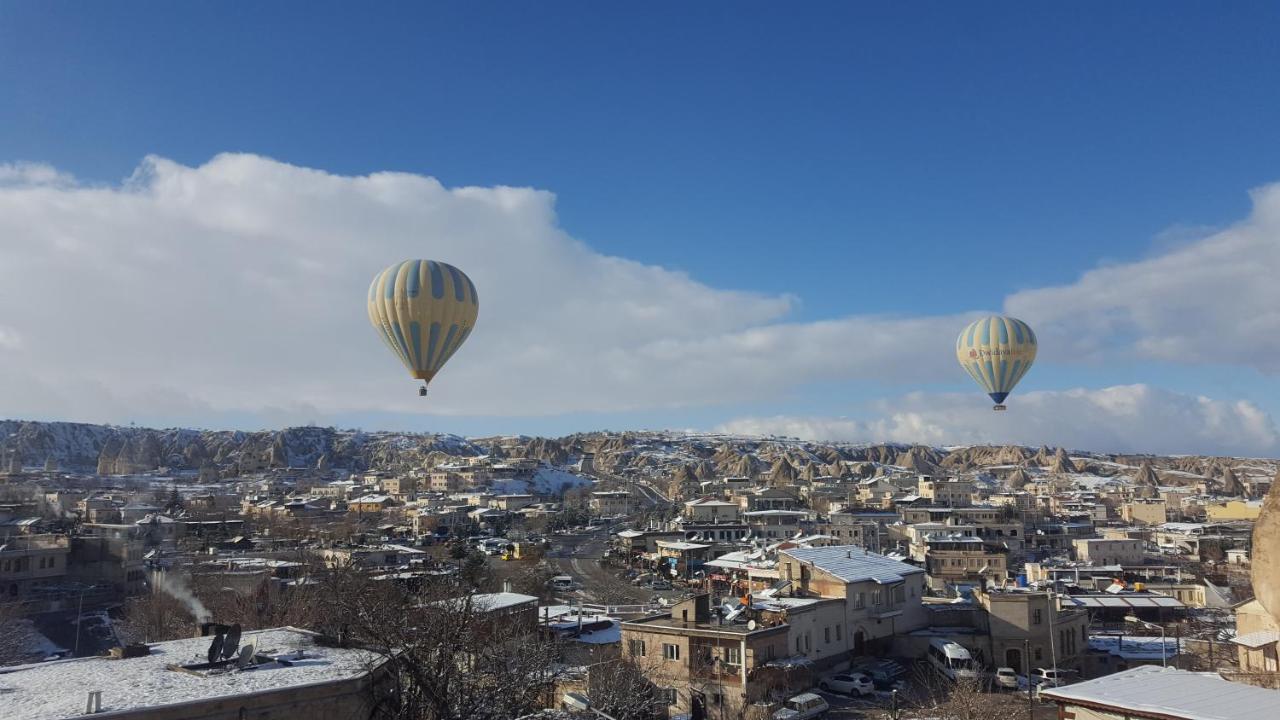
left=955, top=315, right=1036, bottom=406
left=368, top=260, right=479, bottom=386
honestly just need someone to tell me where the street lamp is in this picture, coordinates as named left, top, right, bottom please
left=1124, top=614, right=1167, bottom=668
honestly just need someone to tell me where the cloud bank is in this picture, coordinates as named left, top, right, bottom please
left=1, top=153, right=1278, bottom=451
left=717, top=385, right=1279, bottom=456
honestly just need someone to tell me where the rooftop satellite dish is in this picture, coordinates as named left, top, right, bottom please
left=747, top=619, right=757, bottom=631
left=206, top=634, right=224, bottom=664
left=236, top=643, right=256, bottom=668
left=221, top=623, right=242, bottom=660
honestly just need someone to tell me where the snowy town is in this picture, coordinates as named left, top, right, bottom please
left=1, top=425, right=1279, bottom=719
left=6, top=4, right=1280, bottom=720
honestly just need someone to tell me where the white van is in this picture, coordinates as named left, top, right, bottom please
left=927, top=638, right=978, bottom=682
left=549, top=575, right=575, bottom=591
left=772, top=692, right=829, bottom=720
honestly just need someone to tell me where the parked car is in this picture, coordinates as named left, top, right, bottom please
left=649, top=580, right=672, bottom=591
left=818, top=672, right=874, bottom=696
left=772, top=692, right=829, bottom=720
left=993, top=667, right=1020, bottom=690
left=851, top=658, right=907, bottom=689
left=1032, top=668, right=1075, bottom=688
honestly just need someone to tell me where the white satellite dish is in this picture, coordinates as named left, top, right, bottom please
left=747, top=619, right=757, bottom=631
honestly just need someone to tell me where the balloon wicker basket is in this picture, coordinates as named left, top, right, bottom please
left=992, top=405, right=1007, bottom=412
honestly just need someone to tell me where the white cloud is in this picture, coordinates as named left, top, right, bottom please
left=2, top=153, right=1279, bottom=434
left=717, top=385, right=1280, bottom=456
left=0, top=325, right=21, bottom=350
left=0, top=153, right=961, bottom=423
left=0, top=162, right=76, bottom=188
left=1007, top=183, right=1280, bottom=370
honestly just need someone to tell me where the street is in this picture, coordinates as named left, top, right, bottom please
left=542, top=526, right=675, bottom=605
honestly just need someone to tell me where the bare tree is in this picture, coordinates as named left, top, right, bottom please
left=318, top=568, right=564, bottom=720
left=879, top=670, right=1031, bottom=720
left=586, top=657, right=666, bottom=720
left=117, top=589, right=197, bottom=644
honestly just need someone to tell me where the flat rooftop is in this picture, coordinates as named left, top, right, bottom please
left=1040, top=665, right=1280, bottom=720
left=0, top=627, right=382, bottom=720
left=622, top=614, right=787, bottom=636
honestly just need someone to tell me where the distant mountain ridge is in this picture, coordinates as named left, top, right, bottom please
left=0, top=419, right=483, bottom=477
left=1, top=420, right=1274, bottom=492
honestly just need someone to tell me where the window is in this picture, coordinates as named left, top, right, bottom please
left=663, top=644, right=680, bottom=661
left=892, top=586, right=905, bottom=604
left=854, top=592, right=865, bottom=609
left=824, top=627, right=831, bottom=643
left=725, top=646, right=741, bottom=665
left=659, top=688, right=677, bottom=706
left=1034, top=647, right=1043, bottom=661
left=835, top=625, right=842, bottom=641
left=797, top=636, right=803, bottom=653
left=629, top=639, right=646, bottom=657
left=1032, top=609, right=1043, bottom=625
left=872, top=590, right=883, bottom=606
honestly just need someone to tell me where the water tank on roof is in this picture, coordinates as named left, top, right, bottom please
left=1015, top=574, right=1028, bottom=587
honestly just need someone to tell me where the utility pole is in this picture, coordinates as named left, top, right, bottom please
left=1025, top=638, right=1033, bottom=720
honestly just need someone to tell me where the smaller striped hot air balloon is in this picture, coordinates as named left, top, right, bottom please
left=955, top=315, right=1037, bottom=411
left=368, top=260, right=479, bottom=397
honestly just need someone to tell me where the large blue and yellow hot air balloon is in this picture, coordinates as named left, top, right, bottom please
left=368, top=260, right=479, bottom=396
left=955, top=315, right=1036, bottom=411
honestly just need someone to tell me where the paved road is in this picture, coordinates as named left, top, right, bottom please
left=580, top=469, right=672, bottom=509
left=544, top=526, right=674, bottom=605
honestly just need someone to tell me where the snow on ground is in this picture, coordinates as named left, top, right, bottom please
left=0, top=619, right=67, bottom=664
left=0, top=628, right=382, bottom=720
left=493, top=468, right=593, bottom=495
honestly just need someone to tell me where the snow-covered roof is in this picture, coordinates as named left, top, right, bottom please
left=781, top=546, right=924, bottom=584
left=0, top=627, right=384, bottom=720
left=352, top=494, right=392, bottom=503
left=1039, top=665, right=1280, bottom=720
left=471, top=592, right=540, bottom=612
left=615, top=530, right=645, bottom=538
left=656, top=541, right=711, bottom=551
left=1064, top=595, right=1185, bottom=610
left=1231, top=630, right=1280, bottom=648
left=685, top=498, right=737, bottom=507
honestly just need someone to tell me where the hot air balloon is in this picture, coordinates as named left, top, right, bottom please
left=955, top=315, right=1036, bottom=411
left=368, top=260, right=479, bottom=397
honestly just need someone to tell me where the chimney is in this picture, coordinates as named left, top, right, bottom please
left=502, top=579, right=513, bottom=593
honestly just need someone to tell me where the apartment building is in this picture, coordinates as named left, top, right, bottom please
left=685, top=497, right=742, bottom=523
left=620, top=595, right=790, bottom=718
left=814, top=513, right=881, bottom=552
left=776, top=545, right=930, bottom=656
left=744, top=509, right=808, bottom=539
left=917, top=534, right=1008, bottom=588
left=1123, top=499, right=1168, bottom=525
left=0, top=534, right=70, bottom=606
left=1073, top=537, right=1145, bottom=566
left=589, top=490, right=632, bottom=516
left=917, top=476, right=974, bottom=507
left=975, top=587, right=1089, bottom=675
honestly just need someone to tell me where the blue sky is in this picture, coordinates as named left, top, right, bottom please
left=3, top=3, right=1280, bottom=453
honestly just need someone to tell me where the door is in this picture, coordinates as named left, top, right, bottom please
left=1005, top=648, right=1022, bottom=673
left=853, top=630, right=866, bottom=655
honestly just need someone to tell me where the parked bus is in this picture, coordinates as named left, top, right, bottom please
left=927, top=639, right=977, bottom=682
